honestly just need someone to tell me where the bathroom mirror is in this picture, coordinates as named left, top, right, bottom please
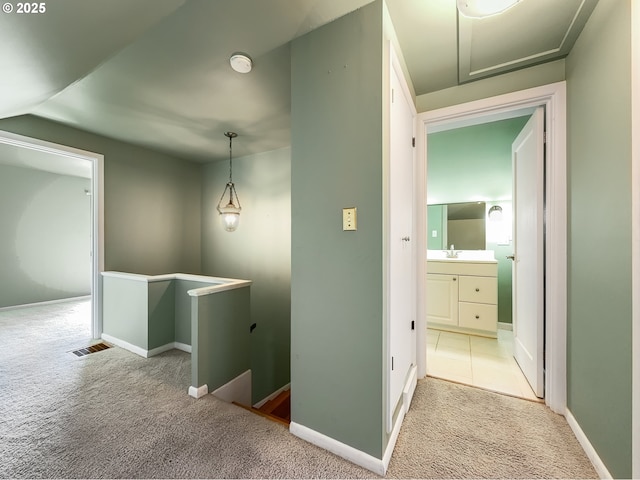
left=427, top=201, right=486, bottom=250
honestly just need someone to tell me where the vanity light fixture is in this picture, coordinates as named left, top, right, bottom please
left=488, top=205, right=503, bottom=221
left=457, top=0, right=521, bottom=18
left=229, top=53, right=252, bottom=73
left=216, top=132, right=242, bottom=232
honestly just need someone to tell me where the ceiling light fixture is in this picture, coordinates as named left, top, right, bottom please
left=216, top=132, right=242, bottom=232
left=229, top=53, right=252, bottom=73
left=457, top=0, right=521, bottom=18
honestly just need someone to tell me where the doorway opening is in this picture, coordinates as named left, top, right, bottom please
left=0, top=130, right=104, bottom=338
left=424, top=110, right=540, bottom=401
left=415, top=82, right=567, bottom=414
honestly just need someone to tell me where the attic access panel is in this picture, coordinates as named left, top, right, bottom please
left=457, top=0, right=598, bottom=84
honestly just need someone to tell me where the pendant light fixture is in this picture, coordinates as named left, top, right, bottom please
left=216, top=132, right=242, bottom=232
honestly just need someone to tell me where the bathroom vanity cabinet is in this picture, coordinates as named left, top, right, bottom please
left=426, top=259, right=498, bottom=338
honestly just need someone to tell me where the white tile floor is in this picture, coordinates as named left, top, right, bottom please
left=426, top=328, right=542, bottom=402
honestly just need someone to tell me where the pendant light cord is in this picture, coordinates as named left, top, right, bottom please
left=228, top=133, right=233, bottom=184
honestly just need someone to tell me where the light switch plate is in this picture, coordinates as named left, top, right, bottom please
left=343, top=207, right=357, bottom=231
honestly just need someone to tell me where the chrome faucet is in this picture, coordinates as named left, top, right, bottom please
left=444, top=244, right=461, bottom=258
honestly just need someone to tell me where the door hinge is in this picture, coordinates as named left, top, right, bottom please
left=411, top=320, right=415, bottom=330
left=391, top=88, right=394, bottom=103
left=412, top=137, right=415, bottom=147
left=391, top=356, right=394, bottom=370
left=543, top=131, right=547, bottom=143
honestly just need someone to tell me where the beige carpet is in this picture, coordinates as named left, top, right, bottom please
left=0, top=299, right=597, bottom=478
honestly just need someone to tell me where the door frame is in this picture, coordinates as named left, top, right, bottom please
left=631, top=0, right=640, bottom=474
left=415, top=81, right=567, bottom=414
left=0, top=130, right=104, bottom=338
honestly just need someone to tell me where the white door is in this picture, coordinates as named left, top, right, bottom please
left=388, top=54, right=415, bottom=431
left=511, top=107, right=545, bottom=398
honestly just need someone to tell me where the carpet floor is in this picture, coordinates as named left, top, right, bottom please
left=0, top=299, right=597, bottom=478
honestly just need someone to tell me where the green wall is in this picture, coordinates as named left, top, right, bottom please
left=427, top=204, right=445, bottom=249
left=202, top=147, right=291, bottom=404
left=0, top=164, right=91, bottom=307
left=427, top=117, right=528, bottom=205
left=191, top=287, right=251, bottom=394
left=427, top=119, right=527, bottom=324
left=291, top=1, right=385, bottom=458
left=565, top=0, right=632, bottom=477
left=0, top=115, right=202, bottom=276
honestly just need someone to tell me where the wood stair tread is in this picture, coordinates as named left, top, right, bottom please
left=260, top=389, right=290, bottom=415
left=233, top=401, right=290, bottom=427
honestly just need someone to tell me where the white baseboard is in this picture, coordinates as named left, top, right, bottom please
left=101, top=334, right=192, bottom=359
left=0, top=295, right=91, bottom=311
left=101, top=333, right=149, bottom=358
left=498, top=322, right=513, bottom=331
left=290, top=368, right=418, bottom=476
left=383, top=400, right=406, bottom=474
left=148, top=341, right=192, bottom=357
left=290, top=422, right=386, bottom=476
left=403, top=365, right=418, bottom=413
left=211, top=370, right=252, bottom=405
left=565, top=409, right=612, bottom=479
left=189, top=384, right=208, bottom=399
left=174, top=342, right=192, bottom=353
left=254, top=382, right=291, bottom=409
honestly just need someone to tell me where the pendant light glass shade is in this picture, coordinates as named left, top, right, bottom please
left=457, top=0, right=520, bottom=18
left=216, top=132, right=241, bottom=232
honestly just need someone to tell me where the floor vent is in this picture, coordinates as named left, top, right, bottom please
left=70, top=342, right=111, bottom=357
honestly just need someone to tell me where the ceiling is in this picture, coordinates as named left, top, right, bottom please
left=0, top=0, right=598, bottom=170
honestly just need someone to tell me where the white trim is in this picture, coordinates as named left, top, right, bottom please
left=189, top=384, right=208, bottom=399
left=416, top=82, right=567, bottom=414
left=631, top=0, right=640, bottom=475
left=382, top=397, right=407, bottom=473
left=173, top=342, right=192, bottom=354
left=402, top=365, right=418, bottom=413
left=211, top=369, right=252, bottom=406
left=147, top=341, right=192, bottom=357
left=565, top=409, right=612, bottom=479
left=290, top=366, right=417, bottom=476
left=101, top=334, right=192, bottom=358
left=101, top=271, right=252, bottom=295
left=0, top=130, right=104, bottom=340
left=101, top=333, right=150, bottom=358
left=0, top=295, right=91, bottom=312
left=290, top=422, right=386, bottom=476
left=498, top=322, right=514, bottom=331
left=254, top=382, right=291, bottom=409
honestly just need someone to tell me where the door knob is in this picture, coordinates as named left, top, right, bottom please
left=506, top=254, right=515, bottom=261
left=401, top=236, right=411, bottom=242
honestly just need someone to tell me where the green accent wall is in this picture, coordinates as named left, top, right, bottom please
left=0, top=115, right=202, bottom=276
left=291, top=1, right=385, bottom=458
left=427, top=204, right=445, bottom=250
left=191, top=287, right=251, bottom=393
left=566, top=0, right=632, bottom=477
left=148, top=280, right=175, bottom=349
left=0, top=164, right=91, bottom=307
left=102, top=276, right=149, bottom=348
left=202, top=147, right=291, bottom=405
left=427, top=117, right=528, bottom=205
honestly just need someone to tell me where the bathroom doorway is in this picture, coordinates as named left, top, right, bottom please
left=424, top=112, right=537, bottom=400
left=415, top=82, right=567, bottom=414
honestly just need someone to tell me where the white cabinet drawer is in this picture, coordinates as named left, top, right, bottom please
left=458, top=276, right=497, bottom=304
left=458, top=302, right=497, bottom=332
